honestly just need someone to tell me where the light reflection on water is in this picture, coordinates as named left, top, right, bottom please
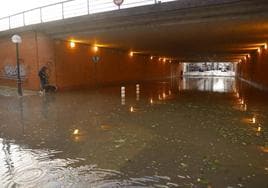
left=181, top=77, right=236, bottom=93
left=0, top=77, right=268, bottom=187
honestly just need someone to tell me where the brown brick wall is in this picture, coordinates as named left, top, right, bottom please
left=54, top=40, right=176, bottom=90
left=238, top=48, right=268, bottom=88
left=0, top=31, right=39, bottom=90
left=0, top=32, right=180, bottom=91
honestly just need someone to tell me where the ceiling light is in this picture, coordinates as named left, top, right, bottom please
left=70, top=41, right=75, bottom=48
left=93, top=46, right=98, bottom=52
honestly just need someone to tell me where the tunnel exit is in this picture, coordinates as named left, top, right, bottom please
left=182, top=62, right=236, bottom=77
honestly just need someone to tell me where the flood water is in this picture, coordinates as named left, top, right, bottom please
left=0, top=77, right=267, bottom=188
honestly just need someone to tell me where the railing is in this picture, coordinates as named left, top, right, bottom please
left=0, top=0, right=176, bottom=32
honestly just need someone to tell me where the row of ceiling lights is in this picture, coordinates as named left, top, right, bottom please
left=238, top=43, right=267, bottom=63
left=70, top=41, right=98, bottom=52
left=130, top=51, right=175, bottom=63
left=70, top=40, right=268, bottom=63
left=69, top=40, right=176, bottom=63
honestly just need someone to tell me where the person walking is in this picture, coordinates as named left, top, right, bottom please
left=38, top=66, right=48, bottom=95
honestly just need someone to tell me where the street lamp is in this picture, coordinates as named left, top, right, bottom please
left=11, top=34, right=23, bottom=96
left=113, top=0, right=124, bottom=9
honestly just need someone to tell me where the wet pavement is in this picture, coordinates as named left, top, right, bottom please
left=0, top=86, right=36, bottom=97
left=0, top=77, right=267, bottom=188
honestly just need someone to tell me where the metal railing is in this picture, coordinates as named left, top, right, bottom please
left=0, top=0, right=176, bottom=32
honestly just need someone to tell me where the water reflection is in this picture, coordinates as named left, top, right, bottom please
left=252, top=117, right=256, bottom=124
left=18, top=97, right=25, bottom=136
left=0, top=77, right=268, bottom=187
left=121, top=86, right=126, bottom=105
left=182, top=77, right=236, bottom=93
left=129, top=106, right=134, bottom=112
left=136, top=84, right=140, bottom=101
left=73, top=129, right=79, bottom=135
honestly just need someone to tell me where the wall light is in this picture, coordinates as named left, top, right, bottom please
left=247, top=54, right=251, bottom=59
left=129, top=51, right=134, bottom=57
left=264, top=43, right=267, bottom=50
left=150, top=56, right=153, bottom=60
left=70, top=41, right=76, bottom=48
left=257, top=47, right=261, bottom=53
left=163, top=58, right=166, bottom=63
left=93, top=46, right=98, bottom=52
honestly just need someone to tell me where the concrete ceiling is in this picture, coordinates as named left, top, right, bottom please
left=2, top=0, right=268, bottom=62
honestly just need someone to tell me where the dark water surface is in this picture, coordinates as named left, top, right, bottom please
left=0, top=77, right=267, bottom=188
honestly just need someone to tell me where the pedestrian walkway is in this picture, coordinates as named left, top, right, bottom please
left=0, top=86, right=36, bottom=97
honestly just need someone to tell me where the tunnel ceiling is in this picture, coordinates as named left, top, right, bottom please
left=2, top=0, right=268, bottom=62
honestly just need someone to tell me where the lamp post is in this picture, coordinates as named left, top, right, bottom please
left=11, top=34, right=23, bottom=96
left=113, top=0, right=124, bottom=10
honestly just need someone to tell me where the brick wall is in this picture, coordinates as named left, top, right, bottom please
left=54, top=40, right=177, bottom=90
left=0, top=31, right=39, bottom=90
left=0, top=32, right=181, bottom=91
left=237, top=48, right=268, bottom=88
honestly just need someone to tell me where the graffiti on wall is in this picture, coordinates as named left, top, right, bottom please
left=1, top=62, right=27, bottom=80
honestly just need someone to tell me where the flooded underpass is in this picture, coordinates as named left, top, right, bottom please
left=0, top=77, right=267, bottom=188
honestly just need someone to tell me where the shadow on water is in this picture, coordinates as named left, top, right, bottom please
left=0, top=76, right=267, bottom=187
